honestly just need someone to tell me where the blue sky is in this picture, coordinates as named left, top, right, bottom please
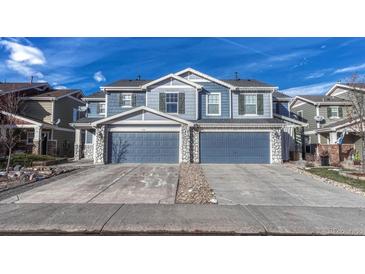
left=1, top=37, right=365, bottom=96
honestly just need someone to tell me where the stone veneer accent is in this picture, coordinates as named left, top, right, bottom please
left=84, top=144, right=94, bottom=159
left=191, top=127, right=200, bottom=163
left=181, top=125, right=191, bottom=163
left=271, top=129, right=282, bottom=164
left=94, top=125, right=106, bottom=164
left=74, top=144, right=81, bottom=161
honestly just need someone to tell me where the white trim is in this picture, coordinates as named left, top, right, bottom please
left=206, top=92, right=221, bottom=116
left=0, top=111, right=43, bottom=126
left=316, top=106, right=320, bottom=143
left=24, top=90, right=83, bottom=101
left=325, top=83, right=365, bottom=96
left=297, top=110, right=303, bottom=118
left=120, top=93, right=133, bottom=108
left=229, top=89, right=232, bottom=118
left=304, top=130, right=316, bottom=135
left=175, top=68, right=236, bottom=89
left=83, top=97, right=106, bottom=102
left=328, top=106, right=339, bottom=119
left=105, top=92, right=108, bottom=117
left=270, top=92, right=273, bottom=118
left=141, top=73, right=202, bottom=90
left=198, top=123, right=283, bottom=128
left=52, top=127, right=74, bottom=133
left=199, top=128, right=273, bottom=132
left=273, top=113, right=308, bottom=127
left=195, top=88, right=198, bottom=120
left=108, top=126, right=180, bottom=132
left=164, top=92, right=179, bottom=114
left=110, top=120, right=180, bottom=125
left=290, top=101, right=306, bottom=109
left=92, top=106, right=193, bottom=126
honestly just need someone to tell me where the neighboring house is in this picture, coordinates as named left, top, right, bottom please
left=0, top=83, right=85, bottom=157
left=71, top=68, right=303, bottom=164
left=289, top=83, right=365, bottom=156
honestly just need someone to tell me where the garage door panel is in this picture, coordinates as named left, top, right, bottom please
left=200, top=132, right=270, bottom=163
left=109, top=132, right=179, bottom=163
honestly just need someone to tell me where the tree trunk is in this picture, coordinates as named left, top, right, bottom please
left=362, top=137, right=365, bottom=173
left=5, top=147, right=12, bottom=175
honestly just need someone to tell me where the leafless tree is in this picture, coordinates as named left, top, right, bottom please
left=345, top=74, right=365, bottom=172
left=0, top=93, right=22, bottom=174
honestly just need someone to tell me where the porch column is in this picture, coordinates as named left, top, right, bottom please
left=32, top=126, right=42, bottom=155
left=94, top=125, right=106, bottom=164
left=74, top=128, right=82, bottom=161
left=329, top=132, right=337, bottom=144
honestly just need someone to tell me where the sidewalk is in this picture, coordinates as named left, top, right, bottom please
left=0, top=203, right=365, bottom=235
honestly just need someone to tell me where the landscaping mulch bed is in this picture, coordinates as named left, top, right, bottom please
left=175, top=163, right=217, bottom=204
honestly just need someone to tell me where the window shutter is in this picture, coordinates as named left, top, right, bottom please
left=119, top=93, right=123, bottom=106
left=178, top=93, right=185, bottom=114
left=327, top=107, right=331, bottom=118
left=238, top=93, right=245, bottom=115
left=132, top=94, right=137, bottom=107
left=159, top=93, right=166, bottom=112
left=257, top=94, right=264, bottom=115
left=339, top=107, right=343, bottom=118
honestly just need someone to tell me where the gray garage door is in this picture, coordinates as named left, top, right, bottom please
left=108, top=132, right=179, bottom=163
left=200, top=132, right=270, bottom=163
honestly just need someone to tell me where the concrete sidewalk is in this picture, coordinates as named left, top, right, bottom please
left=0, top=203, right=365, bottom=235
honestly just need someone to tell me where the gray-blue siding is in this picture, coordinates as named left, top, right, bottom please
left=107, top=92, right=146, bottom=116
left=87, top=101, right=104, bottom=118
left=199, top=82, right=230, bottom=119
left=274, top=102, right=289, bottom=116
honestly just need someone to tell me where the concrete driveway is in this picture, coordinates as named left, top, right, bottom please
left=203, top=164, right=365, bottom=207
left=0, top=164, right=179, bottom=204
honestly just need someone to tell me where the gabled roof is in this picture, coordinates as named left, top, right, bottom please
left=222, top=79, right=276, bottom=88
left=325, top=83, right=365, bottom=96
left=83, top=91, right=105, bottom=100
left=315, top=117, right=360, bottom=133
left=141, top=73, right=203, bottom=90
left=272, top=91, right=291, bottom=101
left=0, top=111, right=43, bottom=126
left=102, top=79, right=152, bottom=88
left=273, top=113, right=308, bottom=127
left=290, top=95, right=352, bottom=108
left=91, top=106, right=193, bottom=126
left=24, top=89, right=83, bottom=101
left=0, top=82, right=50, bottom=95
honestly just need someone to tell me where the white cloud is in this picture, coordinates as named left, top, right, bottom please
left=281, top=82, right=334, bottom=96
left=54, top=85, right=67, bottom=90
left=0, top=39, right=46, bottom=79
left=93, top=71, right=106, bottom=82
left=334, top=63, right=365, bottom=74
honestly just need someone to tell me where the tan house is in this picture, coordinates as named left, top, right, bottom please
left=0, top=83, right=85, bottom=157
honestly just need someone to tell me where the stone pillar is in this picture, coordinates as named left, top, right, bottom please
left=191, top=127, right=200, bottom=163
left=94, top=125, right=106, bottom=164
left=74, top=128, right=82, bottom=161
left=271, top=129, right=282, bottom=164
left=329, top=132, right=337, bottom=144
left=181, top=125, right=191, bottom=163
left=32, top=126, right=42, bottom=155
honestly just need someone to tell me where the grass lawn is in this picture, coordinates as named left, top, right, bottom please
left=307, top=168, right=365, bottom=192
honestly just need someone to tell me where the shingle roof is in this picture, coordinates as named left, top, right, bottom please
left=31, top=89, right=81, bottom=98
left=273, top=91, right=291, bottom=99
left=104, top=79, right=152, bottom=87
left=0, top=82, right=49, bottom=94
left=300, top=95, right=350, bottom=103
left=196, top=118, right=285, bottom=124
left=84, top=91, right=105, bottom=99
left=73, top=117, right=102, bottom=124
left=221, top=79, right=275, bottom=88
left=321, top=117, right=352, bottom=129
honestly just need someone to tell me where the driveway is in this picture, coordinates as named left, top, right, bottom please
left=0, top=164, right=179, bottom=204
left=202, top=164, right=365, bottom=207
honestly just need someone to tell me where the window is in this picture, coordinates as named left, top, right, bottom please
left=27, top=131, right=34, bottom=145
left=328, top=106, right=339, bottom=118
left=206, top=93, right=221, bottom=115
left=166, top=93, right=178, bottom=113
left=121, top=94, right=132, bottom=107
left=97, top=103, right=105, bottom=115
left=245, top=94, right=257, bottom=114
left=85, top=130, right=94, bottom=144
left=297, top=110, right=303, bottom=117
left=72, top=108, right=78, bottom=122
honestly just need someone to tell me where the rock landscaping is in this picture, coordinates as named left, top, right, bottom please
left=0, top=165, right=76, bottom=192
left=175, top=163, right=217, bottom=204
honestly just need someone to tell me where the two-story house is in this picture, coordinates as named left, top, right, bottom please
left=71, top=68, right=303, bottom=164
left=0, top=83, right=85, bottom=157
left=289, top=83, right=364, bottom=156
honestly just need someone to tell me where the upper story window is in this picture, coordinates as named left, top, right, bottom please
left=297, top=110, right=303, bottom=118
left=328, top=106, right=342, bottom=118
left=245, top=95, right=258, bottom=114
left=166, top=93, right=178, bottom=113
left=121, top=94, right=132, bottom=108
left=97, top=103, right=105, bottom=115
left=206, top=93, right=221, bottom=115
